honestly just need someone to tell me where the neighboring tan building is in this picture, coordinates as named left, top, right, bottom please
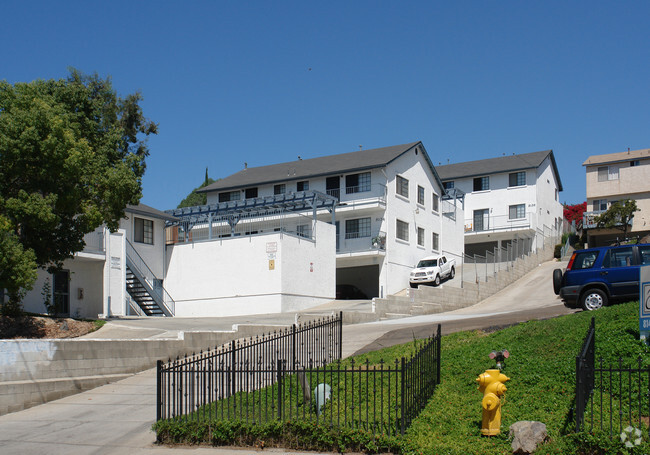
left=436, top=150, right=564, bottom=257
left=582, top=148, right=650, bottom=247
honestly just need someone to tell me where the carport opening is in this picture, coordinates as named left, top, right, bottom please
left=336, top=265, right=379, bottom=300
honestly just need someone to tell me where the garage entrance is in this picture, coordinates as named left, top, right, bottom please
left=336, top=265, right=379, bottom=299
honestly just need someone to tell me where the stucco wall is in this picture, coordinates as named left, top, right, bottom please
left=164, top=222, right=336, bottom=317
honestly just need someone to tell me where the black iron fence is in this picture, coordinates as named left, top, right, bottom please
left=157, top=317, right=441, bottom=436
left=575, top=317, right=650, bottom=438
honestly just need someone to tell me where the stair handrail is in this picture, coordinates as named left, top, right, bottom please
left=125, top=239, right=175, bottom=316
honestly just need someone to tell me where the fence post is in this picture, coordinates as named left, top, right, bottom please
left=338, top=311, right=343, bottom=360
left=230, top=340, right=236, bottom=398
left=277, top=359, right=283, bottom=421
left=461, top=253, right=465, bottom=289
left=291, top=324, right=296, bottom=369
left=156, top=360, right=162, bottom=422
left=436, top=324, right=441, bottom=385
left=400, top=356, right=406, bottom=435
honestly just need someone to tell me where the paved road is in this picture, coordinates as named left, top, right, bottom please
left=0, top=259, right=574, bottom=454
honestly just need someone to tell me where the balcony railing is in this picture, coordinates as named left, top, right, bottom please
left=336, top=230, right=386, bottom=254
left=81, top=228, right=105, bottom=254
left=329, top=183, right=387, bottom=206
left=464, top=213, right=534, bottom=234
left=582, top=210, right=632, bottom=229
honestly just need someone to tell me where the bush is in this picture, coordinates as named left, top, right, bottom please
left=554, top=243, right=563, bottom=258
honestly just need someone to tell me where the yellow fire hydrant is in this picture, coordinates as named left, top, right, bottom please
left=476, top=369, right=509, bottom=436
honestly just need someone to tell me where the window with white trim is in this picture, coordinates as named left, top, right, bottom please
left=417, top=186, right=425, bottom=205
left=345, top=172, right=371, bottom=194
left=473, top=176, right=489, bottom=191
left=417, top=227, right=425, bottom=246
left=508, top=172, right=526, bottom=187
left=297, top=224, right=312, bottom=238
left=134, top=217, right=153, bottom=244
left=508, top=204, right=525, bottom=220
left=443, top=181, right=454, bottom=190
left=432, top=232, right=439, bottom=251
left=432, top=193, right=439, bottom=212
left=297, top=181, right=309, bottom=191
left=245, top=187, right=258, bottom=199
left=274, top=184, right=286, bottom=195
left=592, top=199, right=607, bottom=211
left=598, top=166, right=619, bottom=182
left=345, top=217, right=371, bottom=239
left=396, top=219, right=409, bottom=241
left=396, top=175, right=409, bottom=198
left=218, top=190, right=241, bottom=202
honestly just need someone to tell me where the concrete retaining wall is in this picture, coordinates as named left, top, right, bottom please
left=0, top=324, right=292, bottom=416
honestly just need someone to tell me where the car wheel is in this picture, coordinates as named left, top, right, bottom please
left=410, top=282, right=417, bottom=288
left=434, top=275, right=441, bottom=286
left=449, top=267, right=455, bottom=279
left=552, top=269, right=563, bottom=295
left=581, top=288, right=607, bottom=311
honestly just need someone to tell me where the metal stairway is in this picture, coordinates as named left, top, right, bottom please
left=125, top=239, right=175, bottom=317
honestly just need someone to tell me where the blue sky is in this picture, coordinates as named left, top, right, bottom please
left=2, top=1, right=649, bottom=210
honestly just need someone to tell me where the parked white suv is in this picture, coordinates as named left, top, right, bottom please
left=409, top=255, right=456, bottom=288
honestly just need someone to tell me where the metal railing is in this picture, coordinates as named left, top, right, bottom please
left=575, top=318, right=650, bottom=439
left=81, top=228, right=105, bottom=254
left=337, top=230, right=386, bottom=254
left=336, top=183, right=387, bottom=206
left=464, top=212, right=535, bottom=234
left=125, top=239, right=175, bottom=316
left=156, top=318, right=440, bottom=437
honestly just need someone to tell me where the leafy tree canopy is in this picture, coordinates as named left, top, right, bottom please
left=177, top=167, right=217, bottom=208
left=595, top=199, right=639, bottom=239
left=0, top=69, right=157, bottom=304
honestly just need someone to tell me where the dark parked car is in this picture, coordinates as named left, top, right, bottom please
left=335, top=284, right=369, bottom=300
left=553, top=243, right=650, bottom=310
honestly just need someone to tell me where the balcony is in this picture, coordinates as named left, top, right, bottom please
left=582, top=210, right=632, bottom=229
left=81, top=228, right=105, bottom=254
left=464, top=213, right=534, bottom=234
left=336, top=231, right=386, bottom=255
left=330, top=184, right=387, bottom=211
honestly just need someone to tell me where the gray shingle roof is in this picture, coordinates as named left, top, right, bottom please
left=435, top=150, right=563, bottom=191
left=126, top=203, right=178, bottom=221
left=199, top=142, right=428, bottom=193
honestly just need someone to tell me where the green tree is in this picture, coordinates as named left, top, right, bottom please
left=0, top=69, right=157, bottom=309
left=595, top=199, right=639, bottom=241
left=177, top=167, right=216, bottom=208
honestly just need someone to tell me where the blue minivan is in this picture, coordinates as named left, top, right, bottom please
left=553, top=243, right=650, bottom=310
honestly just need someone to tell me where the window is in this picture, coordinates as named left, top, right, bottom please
left=274, top=184, right=286, bottom=195
left=345, top=217, right=371, bottom=239
left=508, top=172, right=526, bottom=187
left=245, top=187, right=258, bottom=199
left=555, top=189, right=558, bottom=201
left=297, top=181, right=309, bottom=191
left=218, top=190, right=241, bottom=203
left=396, top=219, right=409, bottom=241
left=134, top=217, right=153, bottom=244
left=509, top=204, right=525, bottom=219
left=417, top=227, right=425, bottom=246
left=297, top=224, right=312, bottom=238
left=592, top=199, right=607, bottom=211
left=571, top=251, right=598, bottom=269
left=432, top=232, right=439, bottom=251
left=598, top=165, right=619, bottom=181
left=443, top=181, right=454, bottom=190
left=602, top=247, right=634, bottom=268
left=346, top=172, right=371, bottom=194
left=473, top=209, right=489, bottom=231
left=631, top=160, right=641, bottom=167
left=417, top=186, right=425, bottom=205
left=432, top=193, right=439, bottom=212
left=396, top=175, right=409, bottom=198
left=639, top=245, right=650, bottom=265
left=473, top=176, right=489, bottom=191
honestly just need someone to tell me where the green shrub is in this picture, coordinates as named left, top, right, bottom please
left=554, top=243, right=563, bottom=258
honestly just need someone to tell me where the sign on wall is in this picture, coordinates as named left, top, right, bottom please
left=640, top=265, right=650, bottom=341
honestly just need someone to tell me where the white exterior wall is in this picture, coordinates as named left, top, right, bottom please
left=103, top=230, right=126, bottom=317
left=163, top=221, right=335, bottom=317
left=382, top=148, right=455, bottom=295
left=535, top=156, right=564, bottom=234
left=120, top=213, right=166, bottom=279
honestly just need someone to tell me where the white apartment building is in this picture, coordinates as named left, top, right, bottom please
left=20, top=204, right=176, bottom=319
left=582, top=148, right=650, bottom=247
left=436, top=150, right=563, bottom=256
left=197, top=141, right=465, bottom=299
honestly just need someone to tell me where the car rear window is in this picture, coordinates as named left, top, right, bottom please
left=602, top=247, right=634, bottom=268
left=639, top=245, right=650, bottom=265
left=572, top=251, right=599, bottom=269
